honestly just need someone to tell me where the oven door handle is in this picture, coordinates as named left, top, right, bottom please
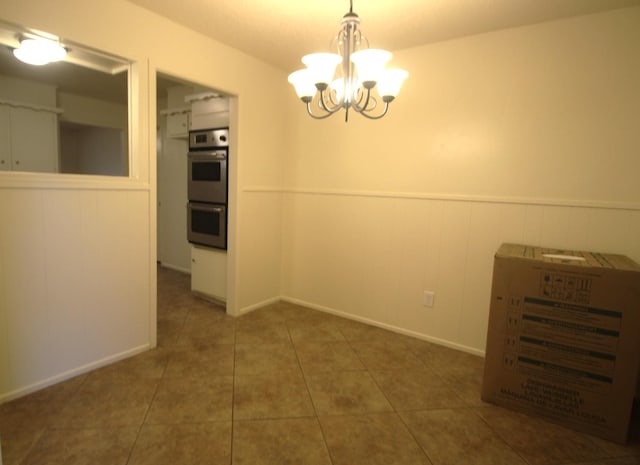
left=187, top=203, right=224, bottom=213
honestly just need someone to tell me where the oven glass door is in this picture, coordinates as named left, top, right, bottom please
left=188, top=151, right=227, bottom=203
left=187, top=202, right=227, bottom=249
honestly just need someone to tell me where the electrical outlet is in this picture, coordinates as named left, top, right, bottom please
left=423, top=291, right=435, bottom=307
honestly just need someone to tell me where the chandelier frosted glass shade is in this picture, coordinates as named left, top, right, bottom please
left=287, top=3, right=408, bottom=121
left=302, top=53, right=342, bottom=87
left=13, top=38, right=66, bottom=66
left=377, top=69, right=410, bottom=101
left=288, top=69, right=317, bottom=101
left=349, top=49, right=391, bottom=85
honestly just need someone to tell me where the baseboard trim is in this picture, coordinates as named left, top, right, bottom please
left=280, top=296, right=485, bottom=358
left=0, top=344, right=151, bottom=404
left=158, top=262, right=191, bottom=274
left=234, top=296, right=280, bottom=317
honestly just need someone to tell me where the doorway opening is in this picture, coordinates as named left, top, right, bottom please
left=155, top=71, right=231, bottom=323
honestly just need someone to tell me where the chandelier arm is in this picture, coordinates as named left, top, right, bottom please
left=365, top=95, right=379, bottom=111
left=357, top=101, right=390, bottom=120
left=327, top=90, right=341, bottom=107
left=318, top=89, right=343, bottom=114
left=352, top=88, right=365, bottom=107
left=303, top=90, right=344, bottom=120
left=352, top=87, right=373, bottom=113
left=305, top=102, right=335, bottom=120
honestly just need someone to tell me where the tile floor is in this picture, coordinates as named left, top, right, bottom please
left=1, top=266, right=639, bottom=465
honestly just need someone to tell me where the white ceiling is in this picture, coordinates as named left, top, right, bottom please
left=127, top=0, right=640, bottom=72
left=2, top=1, right=638, bottom=103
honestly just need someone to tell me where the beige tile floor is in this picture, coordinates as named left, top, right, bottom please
left=1, top=266, right=639, bottom=465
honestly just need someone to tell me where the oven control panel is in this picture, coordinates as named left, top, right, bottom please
left=189, top=128, right=229, bottom=150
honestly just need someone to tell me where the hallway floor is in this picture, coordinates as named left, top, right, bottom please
left=1, top=266, right=639, bottom=464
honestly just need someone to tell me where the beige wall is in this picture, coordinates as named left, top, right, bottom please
left=0, top=0, right=286, bottom=401
left=281, top=7, right=640, bottom=354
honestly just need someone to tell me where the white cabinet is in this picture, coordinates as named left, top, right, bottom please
left=191, top=246, right=227, bottom=302
left=161, top=107, right=190, bottom=139
left=0, top=102, right=60, bottom=173
left=185, top=93, right=229, bottom=130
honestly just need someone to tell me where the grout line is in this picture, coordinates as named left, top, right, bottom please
left=395, top=410, right=437, bottom=465
left=124, top=279, right=189, bottom=465
left=230, top=320, right=237, bottom=465
left=123, top=315, right=174, bottom=464
left=469, top=408, right=535, bottom=465
left=288, top=319, right=321, bottom=420
left=287, top=319, right=336, bottom=465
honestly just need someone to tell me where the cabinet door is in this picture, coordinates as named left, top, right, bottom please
left=191, top=246, right=227, bottom=301
left=0, top=106, right=10, bottom=171
left=166, top=112, right=189, bottom=138
left=11, top=107, right=59, bottom=173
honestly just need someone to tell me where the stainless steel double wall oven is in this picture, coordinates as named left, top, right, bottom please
left=187, top=128, right=229, bottom=249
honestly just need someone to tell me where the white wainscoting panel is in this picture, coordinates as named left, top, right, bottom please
left=281, top=191, right=640, bottom=353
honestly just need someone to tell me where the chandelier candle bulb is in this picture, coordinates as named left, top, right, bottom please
left=287, top=0, right=408, bottom=121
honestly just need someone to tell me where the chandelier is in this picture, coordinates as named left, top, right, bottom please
left=288, top=1, right=408, bottom=122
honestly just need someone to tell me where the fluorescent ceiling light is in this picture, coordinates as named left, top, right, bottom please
left=13, top=38, right=67, bottom=66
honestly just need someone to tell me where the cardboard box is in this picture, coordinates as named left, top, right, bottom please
left=482, top=243, right=640, bottom=443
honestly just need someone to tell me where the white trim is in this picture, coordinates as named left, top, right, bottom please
left=0, top=98, right=63, bottom=114
left=234, top=296, right=280, bottom=317
left=280, top=295, right=485, bottom=357
left=158, top=262, right=191, bottom=275
left=0, top=173, right=150, bottom=191
left=242, top=186, right=640, bottom=212
left=0, top=344, right=150, bottom=404
left=159, top=106, right=190, bottom=116
left=242, top=187, right=283, bottom=193
left=184, top=91, right=221, bottom=103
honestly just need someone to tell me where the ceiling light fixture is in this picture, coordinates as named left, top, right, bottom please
left=288, top=0, right=408, bottom=122
left=13, top=37, right=67, bottom=66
